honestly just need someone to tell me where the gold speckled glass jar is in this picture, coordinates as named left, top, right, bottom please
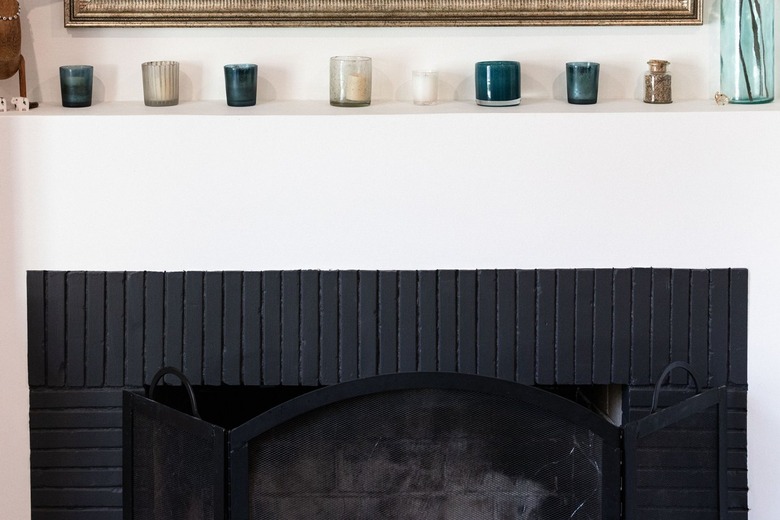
left=330, top=56, right=372, bottom=107
left=644, top=59, right=672, bottom=104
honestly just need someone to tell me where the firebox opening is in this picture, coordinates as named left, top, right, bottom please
left=148, top=384, right=323, bottom=429
left=537, top=384, right=625, bottom=426
left=146, top=381, right=625, bottom=429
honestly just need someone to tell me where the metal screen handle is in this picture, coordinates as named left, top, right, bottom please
left=650, top=361, right=701, bottom=414
left=148, top=366, right=201, bottom=419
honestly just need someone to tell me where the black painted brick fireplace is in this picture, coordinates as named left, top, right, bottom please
left=27, top=268, right=748, bottom=520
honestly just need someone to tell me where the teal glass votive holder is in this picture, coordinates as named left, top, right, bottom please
left=59, top=65, right=93, bottom=108
left=475, top=61, right=521, bottom=106
left=566, top=62, right=600, bottom=105
left=224, top=64, right=258, bottom=107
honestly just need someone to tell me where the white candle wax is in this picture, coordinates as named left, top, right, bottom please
left=413, top=71, right=438, bottom=105
left=345, top=73, right=368, bottom=101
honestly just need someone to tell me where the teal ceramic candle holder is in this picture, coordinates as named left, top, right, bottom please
left=475, top=61, right=521, bottom=107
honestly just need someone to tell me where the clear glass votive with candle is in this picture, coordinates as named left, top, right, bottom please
left=141, top=61, right=180, bottom=107
left=330, top=56, right=372, bottom=107
left=59, top=65, right=93, bottom=108
left=566, top=62, right=600, bottom=105
left=224, top=64, right=258, bottom=107
left=475, top=61, right=521, bottom=107
left=413, top=70, right=438, bottom=105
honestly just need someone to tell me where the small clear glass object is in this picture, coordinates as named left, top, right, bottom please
left=330, top=56, right=372, bottom=107
left=142, top=61, right=180, bottom=107
left=59, top=65, right=93, bottom=108
left=644, top=59, right=672, bottom=104
left=413, top=70, right=438, bottom=105
left=224, top=64, right=258, bottom=107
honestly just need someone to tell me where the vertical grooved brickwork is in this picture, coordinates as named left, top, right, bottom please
left=612, top=269, right=631, bottom=384
left=535, top=270, right=555, bottom=384
left=555, top=269, right=575, bottom=385
left=242, top=272, right=262, bottom=386
left=574, top=269, right=594, bottom=386
left=27, top=268, right=746, bottom=389
left=438, top=270, right=458, bottom=374
left=378, top=271, right=398, bottom=375
left=456, top=270, right=476, bottom=375
left=320, top=271, right=339, bottom=386
left=630, top=268, right=651, bottom=386
left=650, top=268, right=672, bottom=384
left=261, top=271, right=281, bottom=386
left=516, top=270, right=536, bottom=384
left=27, top=268, right=749, bottom=520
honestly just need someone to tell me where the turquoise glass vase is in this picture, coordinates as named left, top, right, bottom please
left=720, top=0, right=774, bottom=104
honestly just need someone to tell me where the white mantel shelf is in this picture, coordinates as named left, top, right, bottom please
left=5, top=98, right=780, bottom=117
left=3, top=96, right=778, bottom=273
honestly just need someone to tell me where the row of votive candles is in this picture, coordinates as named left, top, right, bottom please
left=59, top=61, right=258, bottom=108
left=58, top=57, right=621, bottom=108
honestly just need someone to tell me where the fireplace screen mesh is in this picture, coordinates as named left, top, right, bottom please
left=130, top=395, right=224, bottom=520
left=246, top=387, right=609, bottom=520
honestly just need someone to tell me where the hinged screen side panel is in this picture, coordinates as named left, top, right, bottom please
left=624, top=387, right=727, bottom=520
left=123, top=393, right=226, bottom=520
left=240, top=387, right=620, bottom=520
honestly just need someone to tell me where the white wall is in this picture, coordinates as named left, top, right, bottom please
left=1, top=1, right=779, bottom=519
left=1, top=1, right=726, bottom=104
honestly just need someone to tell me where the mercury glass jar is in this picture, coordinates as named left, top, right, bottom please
left=330, top=56, right=372, bottom=107
left=643, top=60, right=672, bottom=104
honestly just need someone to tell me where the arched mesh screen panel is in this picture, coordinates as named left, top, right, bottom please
left=246, top=387, right=611, bottom=520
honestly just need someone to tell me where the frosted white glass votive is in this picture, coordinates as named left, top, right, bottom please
left=142, top=61, right=180, bottom=107
left=413, top=70, right=438, bottom=105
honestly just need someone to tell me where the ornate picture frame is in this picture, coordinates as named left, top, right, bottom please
left=64, top=0, right=702, bottom=27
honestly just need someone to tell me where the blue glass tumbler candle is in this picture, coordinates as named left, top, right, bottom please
left=566, top=62, right=600, bottom=104
left=59, top=65, right=93, bottom=108
left=475, top=61, right=521, bottom=106
left=224, top=64, right=258, bottom=107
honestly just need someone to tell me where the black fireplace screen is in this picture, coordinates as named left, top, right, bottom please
left=123, top=389, right=225, bottom=520
left=624, top=379, right=728, bottom=520
left=124, top=369, right=725, bottom=520
left=241, top=386, right=617, bottom=519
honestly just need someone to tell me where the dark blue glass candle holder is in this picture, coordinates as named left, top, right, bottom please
left=59, top=65, right=93, bottom=108
left=566, top=62, right=600, bottom=105
left=224, top=64, right=258, bottom=107
left=475, top=61, right=521, bottom=106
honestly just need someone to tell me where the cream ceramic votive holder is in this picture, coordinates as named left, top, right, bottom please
left=142, top=61, right=180, bottom=107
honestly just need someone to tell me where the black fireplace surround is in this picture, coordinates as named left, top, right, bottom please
left=27, top=269, right=748, bottom=520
